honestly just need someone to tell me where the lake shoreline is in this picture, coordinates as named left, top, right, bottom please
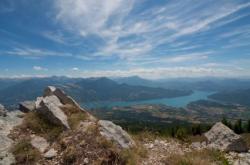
left=82, top=90, right=216, bottom=109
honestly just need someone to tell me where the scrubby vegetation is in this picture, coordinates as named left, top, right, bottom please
left=11, top=139, right=41, bottom=165
left=61, top=104, right=87, bottom=129
left=10, top=106, right=148, bottom=165
left=222, top=117, right=250, bottom=134
left=20, top=111, right=64, bottom=142
left=164, top=149, right=229, bottom=165
left=119, top=145, right=148, bottom=165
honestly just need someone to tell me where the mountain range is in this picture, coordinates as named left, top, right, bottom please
left=0, top=76, right=192, bottom=107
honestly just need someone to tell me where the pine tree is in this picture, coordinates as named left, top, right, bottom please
left=234, top=119, right=243, bottom=134
left=247, top=120, right=250, bottom=133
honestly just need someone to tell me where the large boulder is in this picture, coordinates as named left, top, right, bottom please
left=205, top=122, right=248, bottom=152
left=36, top=95, right=70, bottom=129
left=98, top=120, right=135, bottom=149
left=44, top=86, right=81, bottom=109
left=42, top=86, right=96, bottom=122
left=19, top=101, right=36, bottom=113
left=0, top=104, right=7, bottom=117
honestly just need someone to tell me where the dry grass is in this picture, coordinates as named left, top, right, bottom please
left=11, top=139, right=41, bottom=165
left=57, top=123, right=123, bottom=165
left=132, top=130, right=159, bottom=143
left=20, top=111, right=64, bottom=142
left=61, top=104, right=87, bottom=129
left=242, top=133, right=250, bottom=148
left=119, top=132, right=149, bottom=165
left=164, top=149, right=229, bottom=165
left=187, top=135, right=207, bottom=143
left=119, top=146, right=148, bottom=165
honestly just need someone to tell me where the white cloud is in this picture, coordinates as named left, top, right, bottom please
left=42, top=31, right=66, bottom=44
left=78, top=66, right=249, bottom=79
left=164, top=53, right=209, bottom=63
left=33, top=66, right=48, bottom=71
left=5, top=47, right=73, bottom=58
left=71, top=67, right=79, bottom=71
left=53, top=0, right=250, bottom=61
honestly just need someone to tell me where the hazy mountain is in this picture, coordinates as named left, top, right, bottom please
left=209, top=89, right=250, bottom=106
left=0, top=78, right=24, bottom=90
left=114, top=76, right=250, bottom=92
left=0, top=77, right=192, bottom=107
left=113, top=76, right=155, bottom=87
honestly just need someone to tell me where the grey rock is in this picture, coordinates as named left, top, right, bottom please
left=43, top=86, right=96, bottom=122
left=35, top=97, right=43, bottom=109
left=98, top=120, right=135, bottom=149
left=205, top=122, right=248, bottom=152
left=83, top=158, right=89, bottom=164
left=44, top=148, right=57, bottom=159
left=43, top=86, right=57, bottom=97
left=44, top=86, right=79, bottom=107
left=30, top=135, right=49, bottom=153
left=0, top=104, right=6, bottom=117
left=36, top=95, right=70, bottom=129
left=19, top=101, right=35, bottom=113
left=0, top=111, right=23, bottom=165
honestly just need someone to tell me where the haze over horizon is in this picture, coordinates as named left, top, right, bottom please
left=1, top=0, right=250, bottom=79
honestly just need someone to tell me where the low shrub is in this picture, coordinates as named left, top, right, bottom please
left=21, top=112, right=64, bottom=142
left=62, top=146, right=77, bottom=165
left=11, top=139, right=41, bottom=165
left=164, top=149, right=229, bottom=165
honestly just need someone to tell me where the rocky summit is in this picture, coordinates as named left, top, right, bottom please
left=1, top=86, right=136, bottom=165
left=205, top=122, right=248, bottom=152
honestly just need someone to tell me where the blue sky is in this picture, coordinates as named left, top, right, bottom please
left=0, top=0, right=250, bottom=79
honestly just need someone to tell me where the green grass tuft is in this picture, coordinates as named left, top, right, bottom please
left=11, top=139, right=41, bottom=165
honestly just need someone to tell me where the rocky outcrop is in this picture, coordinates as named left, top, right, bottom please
left=44, top=86, right=82, bottom=109
left=0, top=104, right=7, bottom=117
left=205, top=122, right=248, bottom=152
left=5, top=86, right=136, bottom=164
left=36, top=95, right=70, bottom=129
left=35, top=86, right=95, bottom=129
left=19, top=101, right=35, bottom=113
left=98, top=120, right=135, bottom=149
left=0, top=111, right=23, bottom=165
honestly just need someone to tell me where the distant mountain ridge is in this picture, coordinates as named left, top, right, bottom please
left=209, top=89, right=250, bottom=106
left=0, top=77, right=192, bottom=107
left=114, top=76, right=250, bottom=91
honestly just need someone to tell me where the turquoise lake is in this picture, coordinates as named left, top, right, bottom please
left=83, top=90, right=215, bottom=109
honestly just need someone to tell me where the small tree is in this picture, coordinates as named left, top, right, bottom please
left=175, top=128, right=187, bottom=140
left=221, top=117, right=232, bottom=129
left=246, top=120, right=250, bottom=133
left=234, top=119, right=243, bottom=134
left=222, top=117, right=228, bottom=126
left=191, top=124, right=202, bottom=136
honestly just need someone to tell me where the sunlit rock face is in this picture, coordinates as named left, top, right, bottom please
left=205, top=122, right=248, bottom=152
